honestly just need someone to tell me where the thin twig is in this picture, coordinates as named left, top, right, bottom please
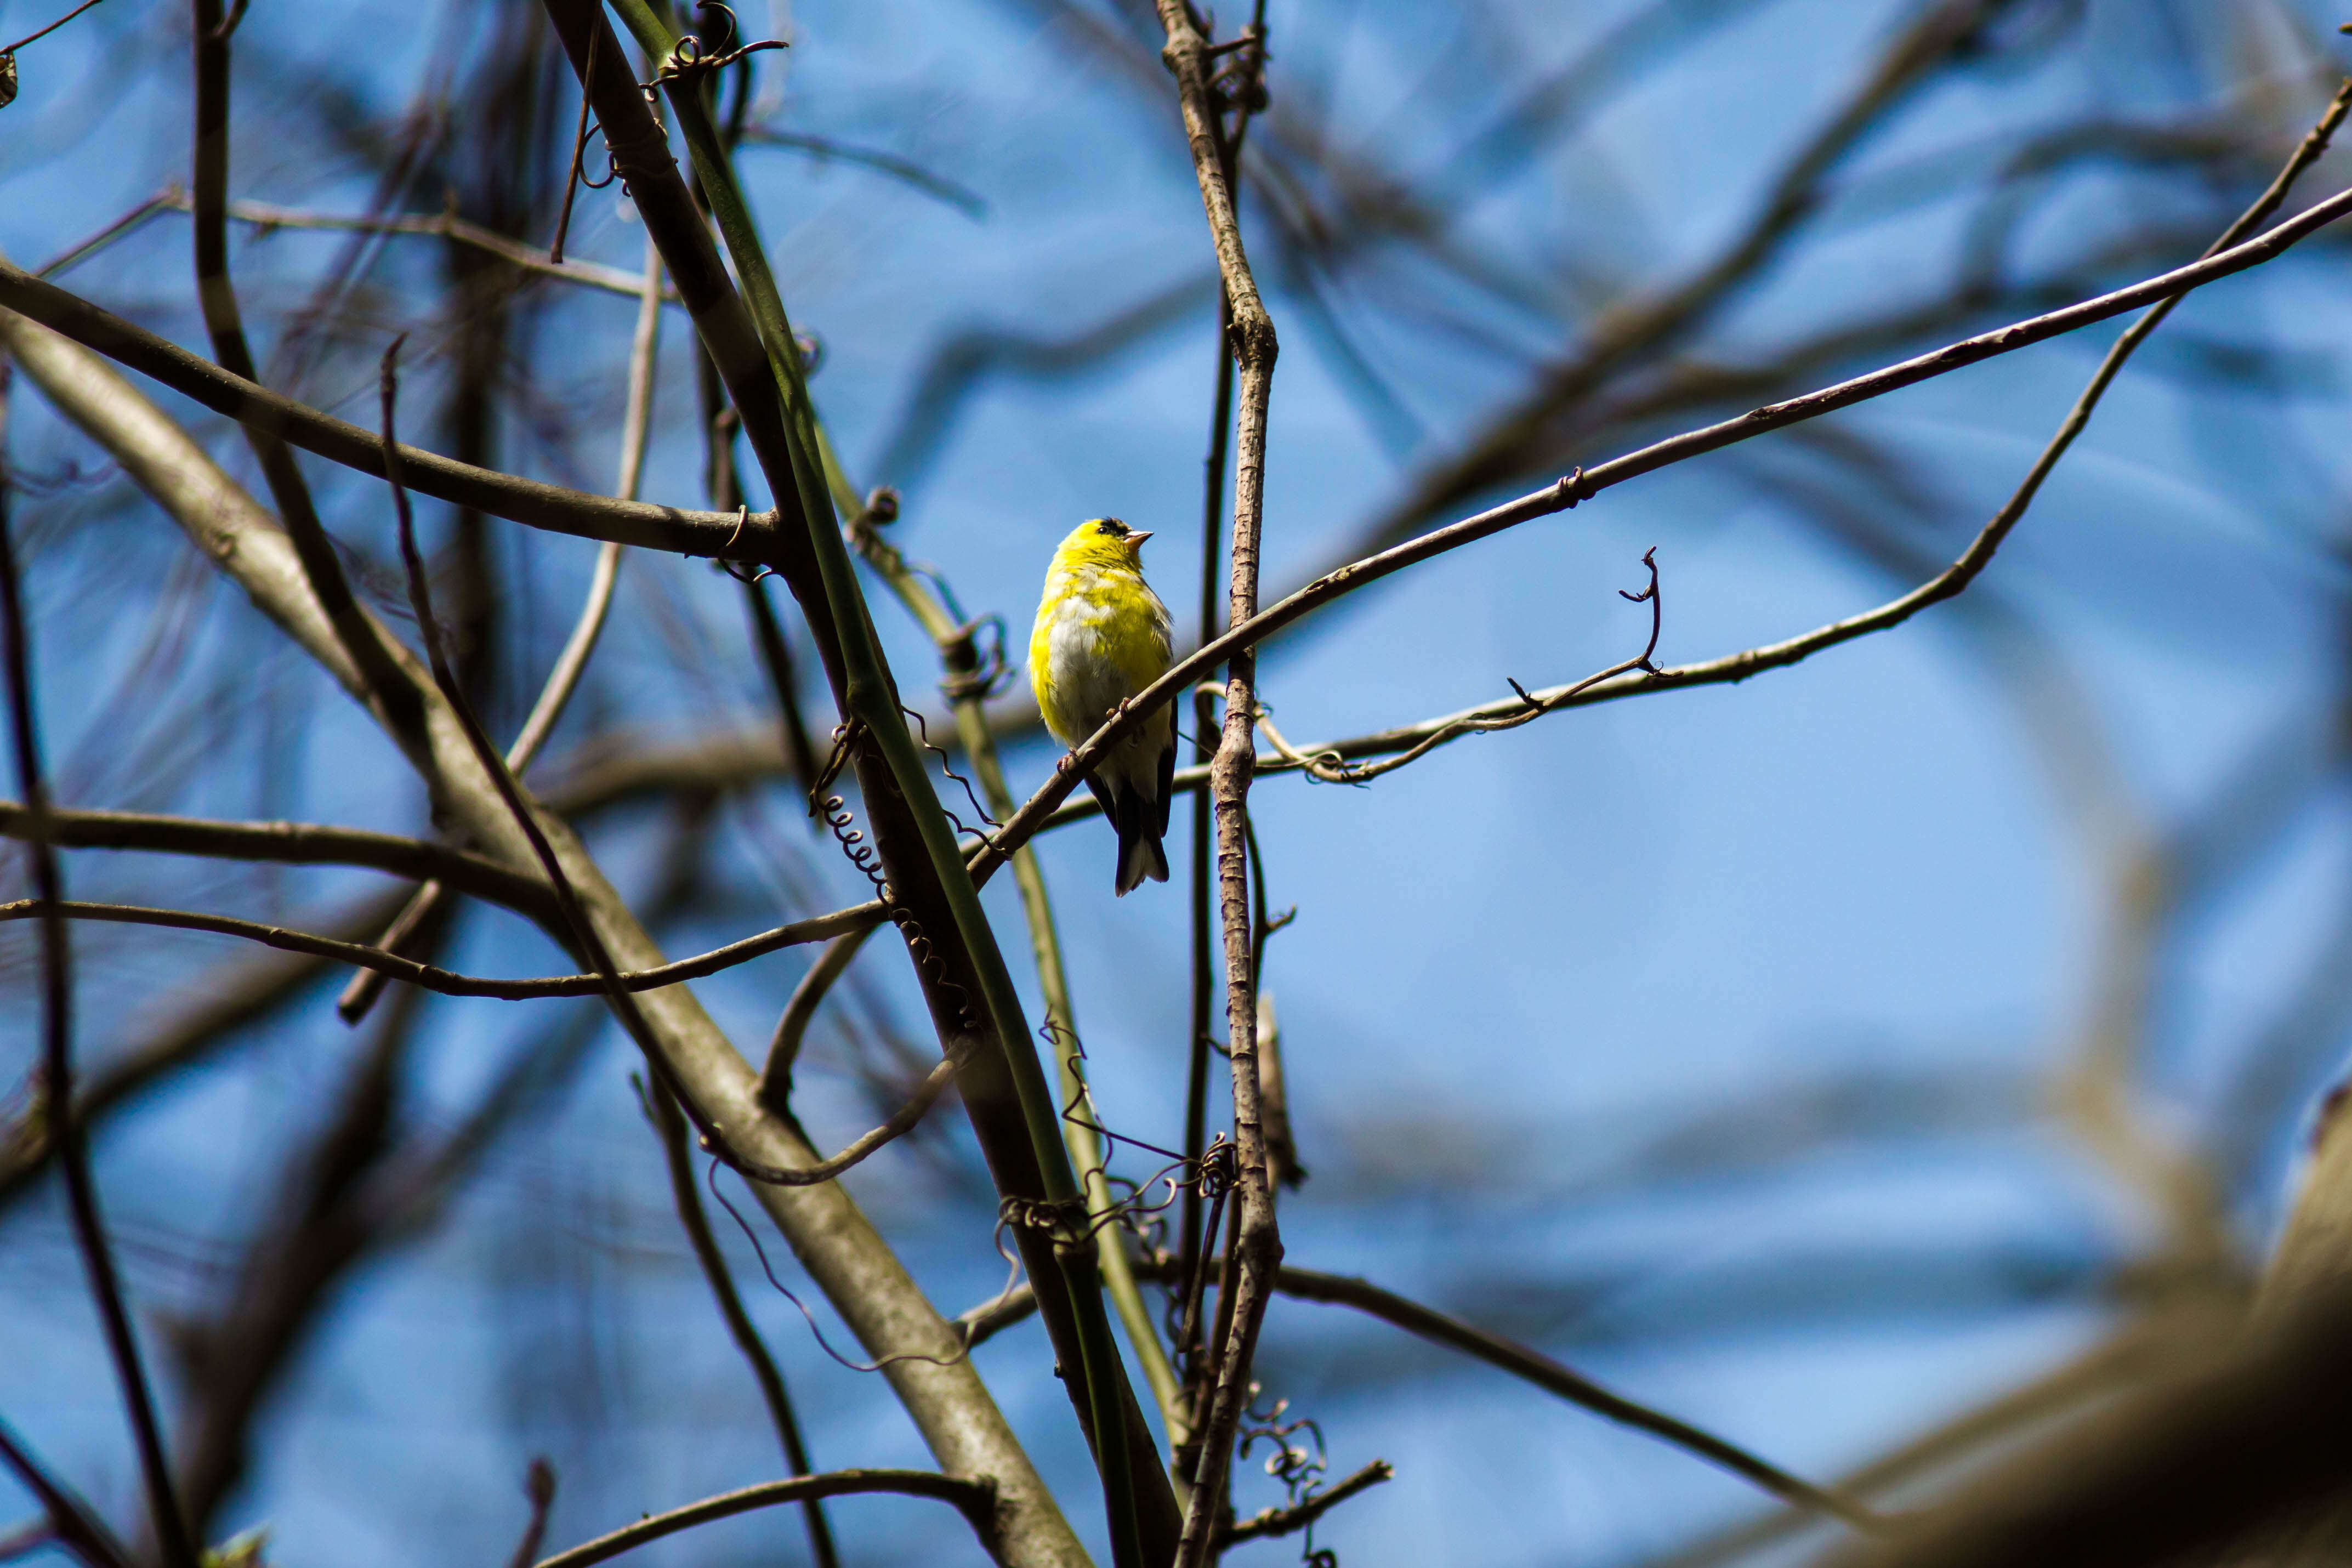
left=0, top=1417, right=134, bottom=1568
left=169, top=193, right=680, bottom=299
left=0, top=0, right=107, bottom=58
left=338, top=232, right=662, bottom=1022
left=962, top=1255, right=1881, bottom=1528
left=548, top=25, right=600, bottom=265
left=0, top=363, right=194, bottom=1568
left=644, top=1082, right=839, bottom=1568
left=739, top=126, right=987, bottom=217
left=0, top=800, right=559, bottom=918
left=0, top=896, right=875, bottom=997
left=528, top=1470, right=995, bottom=1568
left=31, top=190, right=178, bottom=280
left=0, top=262, right=766, bottom=558
left=1219, top=1458, right=1392, bottom=1545
left=1152, top=3, right=1283, bottom=1559
left=758, top=924, right=873, bottom=1112
left=188, top=0, right=425, bottom=749
left=1254, top=547, right=1663, bottom=786
left=962, top=168, right=2352, bottom=890
left=504, top=1461, right=556, bottom=1568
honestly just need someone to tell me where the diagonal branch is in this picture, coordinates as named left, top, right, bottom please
left=0, top=1417, right=133, bottom=1568
left=530, top=1470, right=997, bottom=1568
left=967, top=169, right=2352, bottom=886
left=0, top=800, right=560, bottom=922
left=187, top=0, right=424, bottom=751
left=1218, top=1458, right=1392, bottom=1546
left=0, top=260, right=768, bottom=560
left=0, top=897, right=872, bottom=998
left=0, top=367, right=193, bottom=1568
left=4, top=263, right=1080, bottom=1568
left=644, top=1080, right=839, bottom=1568
left=961, top=1255, right=1877, bottom=1526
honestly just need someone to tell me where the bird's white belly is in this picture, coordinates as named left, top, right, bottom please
left=1042, top=602, right=1137, bottom=736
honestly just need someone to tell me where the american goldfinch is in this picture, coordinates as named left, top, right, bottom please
left=1030, top=517, right=1175, bottom=895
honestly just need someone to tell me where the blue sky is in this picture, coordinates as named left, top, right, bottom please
left=7, top=1, right=2352, bottom=1564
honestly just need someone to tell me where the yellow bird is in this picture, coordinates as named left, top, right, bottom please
left=1030, top=517, right=1176, bottom=895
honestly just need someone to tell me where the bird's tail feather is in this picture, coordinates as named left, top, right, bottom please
left=1115, top=826, right=1169, bottom=895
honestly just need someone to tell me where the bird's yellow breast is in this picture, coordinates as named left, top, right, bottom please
left=1031, top=555, right=1172, bottom=747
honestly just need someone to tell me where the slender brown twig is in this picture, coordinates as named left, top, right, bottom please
left=547, top=25, right=600, bottom=265
left=644, top=1081, right=839, bottom=1568
left=0, top=896, right=872, bottom=997
left=1219, top=1458, right=1392, bottom=1546
left=338, top=232, right=663, bottom=1024
left=188, top=0, right=424, bottom=749
left=961, top=1253, right=1879, bottom=1525
left=0, top=262, right=765, bottom=558
left=960, top=167, right=2352, bottom=893
left=1152, top=5, right=1283, bottom=1555
left=0, top=362, right=194, bottom=1568
left=504, top=1461, right=557, bottom=1568
left=528, top=1470, right=995, bottom=1568
left=0, top=0, right=107, bottom=59
left=0, top=800, right=559, bottom=918
left=0, top=1417, right=133, bottom=1568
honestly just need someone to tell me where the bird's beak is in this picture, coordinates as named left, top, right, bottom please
left=1124, top=531, right=1153, bottom=554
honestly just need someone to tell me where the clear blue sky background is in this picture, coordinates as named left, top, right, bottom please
left=5, top=1, right=2352, bottom=1565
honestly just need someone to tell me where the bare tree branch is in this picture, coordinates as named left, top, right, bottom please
left=1219, top=1458, right=1393, bottom=1546
left=0, top=1417, right=132, bottom=1568
left=963, top=1254, right=1878, bottom=1526
left=4, top=265, right=1083, bottom=1567
left=644, top=1080, right=839, bottom=1568
left=969, top=172, right=2352, bottom=887
left=0, top=888, right=411, bottom=1209
left=0, top=264, right=767, bottom=560
left=0, top=801, right=560, bottom=922
left=0, top=359, right=194, bottom=1568
left=529, top=1470, right=998, bottom=1568
left=1151, top=5, right=1285, bottom=1558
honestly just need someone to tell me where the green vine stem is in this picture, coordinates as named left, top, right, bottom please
left=587, top=5, right=1171, bottom=1559
left=849, top=509, right=1193, bottom=1465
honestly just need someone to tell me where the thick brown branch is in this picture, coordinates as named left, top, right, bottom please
left=0, top=261, right=772, bottom=560
left=1814, top=1280, right=2352, bottom=1568
left=8, top=155, right=1083, bottom=1568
